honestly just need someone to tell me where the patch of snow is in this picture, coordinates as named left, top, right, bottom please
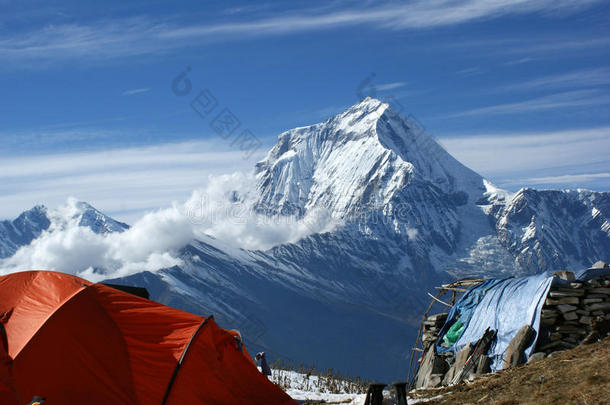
left=483, top=179, right=514, bottom=202
left=267, top=369, right=366, bottom=404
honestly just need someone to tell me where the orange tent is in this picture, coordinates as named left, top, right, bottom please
left=0, top=271, right=296, bottom=405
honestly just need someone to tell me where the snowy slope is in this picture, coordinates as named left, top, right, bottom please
left=489, top=188, right=610, bottom=274
left=0, top=205, right=50, bottom=258
left=269, top=369, right=366, bottom=404
left=1, top=98, right=609, bottom=380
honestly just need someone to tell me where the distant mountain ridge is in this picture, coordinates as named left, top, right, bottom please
left=0, top=205, right=50, bottom=258
left=489, top=188, right=610, bottom=274
left=1, top=98, right=608, bottom=380
left=0, top=200, right=128, bottom=260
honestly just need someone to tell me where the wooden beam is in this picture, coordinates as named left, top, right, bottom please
left=435, top=286, right=468, bottom=292
left=427, top=292, right=453, bottom=307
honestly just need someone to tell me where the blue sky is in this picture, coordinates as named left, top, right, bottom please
left=1, top=0, right=609, bottom=222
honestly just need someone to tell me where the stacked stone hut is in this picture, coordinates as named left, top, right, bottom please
left=415, top=261, right=610, bottom=389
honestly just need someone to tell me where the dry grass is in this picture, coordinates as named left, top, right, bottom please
left=412, top=337, right=610, bottom=405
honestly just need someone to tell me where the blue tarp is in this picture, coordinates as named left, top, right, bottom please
left=436, top=267, right=610, bottom=372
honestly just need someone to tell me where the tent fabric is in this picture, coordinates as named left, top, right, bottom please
left=0, top=346, right=19, bottom=405
left=0, top=271, right=90, bottom=358
left=436, top=267, right=610, bottom=372
left=0, top=323, right=19, bottom=405
left=0, top=271, right=296, bottom=405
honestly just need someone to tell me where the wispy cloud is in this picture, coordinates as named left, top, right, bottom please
left=157, top=0, right=601, bottom=40
left=122, top=87, right=150, bottom=96
left=503, top=57, right=535, bottom=66
left=0, top=140, right=263, bottom=222
left=505, top=68, right=610, bottom=91
left=376, top=82, right=406, bottom=91
left=506, top=36, right=610, bottom=55
left=0, top=0, right=604, bottom=66
left=455, top=67, right=484, bottom=76
left=444, top=89, right=610, bottom=118
left=439, top=126, right=610, bottom=186
left=520, top=172, right=610, bottom=185
left=313, top=104, right=350, bottom=119
left=444, top=36, right=610, bottom=59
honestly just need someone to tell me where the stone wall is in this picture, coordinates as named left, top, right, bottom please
left=536, top=272, right=610, bottom=353
left=415, top=271, right=610, bottom=389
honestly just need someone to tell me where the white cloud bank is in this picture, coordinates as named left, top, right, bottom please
left=0, top=174, right=341, bottom=281
left=1, top=200, right=191, bottom=281
left=184, top=173, right=339, bottom=250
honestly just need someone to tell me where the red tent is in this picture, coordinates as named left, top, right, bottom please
left=0, top=271, right=296, bottom=405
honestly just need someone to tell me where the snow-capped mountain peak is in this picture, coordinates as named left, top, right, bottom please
left=0, top=199, right=129, bottom=260
left=49, top=198, right=129, bottom=234
left=0, top=205, right=51, bottom=258
left=329, top=96, right=388, bottom=135
left=255, top=97, right=485, bottom=219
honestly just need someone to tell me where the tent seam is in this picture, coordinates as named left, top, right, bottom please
left=161, top=315, right=213, bottom=405
left=87, top=284, right=140, bottom=404
left=12, top=278, right=89, bottom=359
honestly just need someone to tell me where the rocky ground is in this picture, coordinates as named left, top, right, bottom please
left=410, top=337, right=610, bottom=405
